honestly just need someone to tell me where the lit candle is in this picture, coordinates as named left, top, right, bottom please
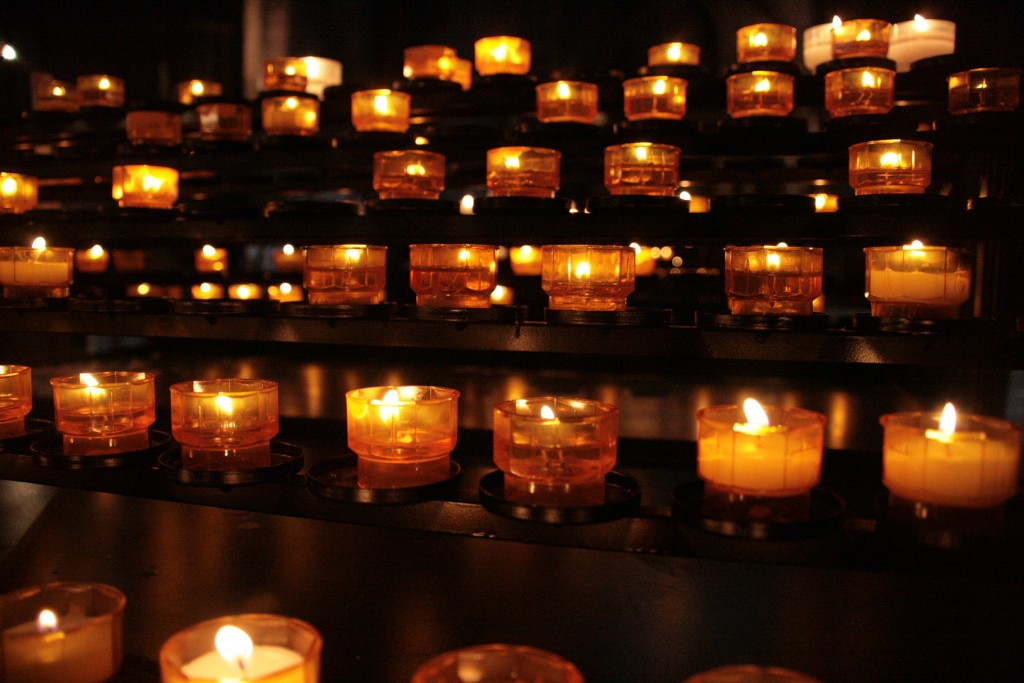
left=191, top=282, right=224, bottom=300
left=272, top=244, right=305, bottom=273
left=228, top=283, right=263, bottom=300
left=452, top=58, right=473, bottom=91
left=509, top=245, right=543, bottom=276
left=403, top=45, right=458, bottom=81
left=346, top=385, right=459, bottom=488
left=810, top=193, right=839, bottom=212
left=604, top=142, right=680, bottom=196
left=535, top=80, right=598, bottom=124
left=832, top=18, right=891, bottom=60
left=881, top=403, right=1021, bottom=508
left=350, top=89, right=411, bottom=133
left=486, top=146, right=561, bottom=198
left=888, top=15, right=956, bottom=72
left=948, top=68, right=1022, bottom=115
left=194, top=245, right=228, bottom=273
left=267, top=282, right=304, bottom=303
left=622, top=76, right=687, bottom=121
left=32, top=79, right=78, bottom=112
left=848, top=139, right=932, bottom=195
left=413, top=644, right=584, bottom=683
left=0, top=238, right=74, bottom=298
left=127, top=283, right=183, bottom=299
left=196, top=100, right=253, bottom=142
left=631, top=243, right=656, bottom=276
left=50, top=371, right=156, bottom=455
left=0, top=364, right=32, bottom=439
left=112, top=165, right=179, bottom=209
left=373, top=150, right=446, bottom=200
left=825, top=67, right=895, bottom=118
left=541, top=244, right=636, bottom=311
left=647, top=42, right=701, bottom=67
left=802, top=18, right=840, bottom=73
left=409, top=244, right=497, bottom=308
left=303, top=244, right=387, bottom=305
left=299, top=56, right=342, bottom=97
left=125, top=108, right=183, bottom=146
left=0, top=172, right=39, bottom=214
left=74, top=245, right=110, bottom=274
left=697, top=398, right=826, bottom=497
left=474, top=35, right=532, bottom=76
left=736, top=23, right=797, bottom=63
left=261, top=93, right=319, bottom=136
left=864, top=241, right=971, bottom=319
left=726, top=70, right=793, bottom=118
left=724, top=244, right=823, bottom=316
left=490, top=284, right=514, bottom=305
left=262, top=57, right=308, bottom=91
left=76, top=74, right=124, bottom=108
left=176, top=79, right=223, bottom=106
left=680, top=190, right=711, bottom=212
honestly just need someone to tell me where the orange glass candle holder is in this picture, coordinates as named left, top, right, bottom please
left=864, top=243, right=971, bottom=319
left=228, top=283, right=262, bottom=300
left=509, top=245, right=543, bottom=276
left=736, top=23, right=797, bottom=63
left=50, top=371, right=155, bottom=456
left=403, top=45, right=458, bottom=80
left=262, top=57, right=307, bottom=91
left=346, top=385, right=459, bottom=489
left=948, top=68, right=1021, bottom=115
left=0, top=173, right=39, bottom=214
left=351, top=89, right=411, bottom=133
left=604, top=142, right=680, bottom=196
left=374, top=150, right=445, bottom=200
left=685, top=665, right=822, bottom=683
left=535, top=81, right=598, bottom=124
left=125, top=109, right=183, bottom=146
left=170, top=379, right=279, bottom=471
left=191, top=282, right=224, bottom=300
left=112, top=165, right=179, bottom=209
left=493, top=397, right=618, bottom=506
left=177, top=79, right=223, bottom=106
left=475, top=36, right=531, bottom=76
left=75, top=245, right=110, bottom=274
left=0, top=365, right=32, bottom=439
left=195, top=245, right=228, bottom=273
left=159, top=614, right=321, bottom=683
left=0, top=244, right=73, bottom=298
left=724, top=245, right=823, bottom=316
left=889, top=16, right=956, bottom=72
left=486, top=146, right=561, bottom=198
left=832, top=19, right=891, bottom=60
left=76, top=74, right=124, bottom=108
left=726, top=70, right=793, bottom=118
left=541, top=244, right=636, bottom=311
left=127, top=283, right=182, bottom=299
left=409, top=243, right=497, bottom=308
left=697, top=400, right=826, bottom=497
left=849, top=139, right=931, bottom=195
left=622, top=76, right=687, bottom=121
left=0, top=582, right=125, bottom=683
left=196, top=100, right=252, bottom=141
left=304, top=244, right=387, bottom=305
left=825, top=67, right=895, bottom=117
left=300, top=56, right=343, bottom=97
left=647, top=42, right=701, bottom=67
left=33, top=79, right=78, bottom=112
left=452, top=58, right=473, bottom=91
left=267, top=282, right=304, bottom=303
left=261, top=93, right=319, bottom=136
left=273, top=244, right=305, bottom=273
left=413, top=644, right=584, bottom=683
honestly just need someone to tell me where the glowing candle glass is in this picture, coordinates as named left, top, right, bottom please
left=228, top=283, right=263, bottom=300
left=509, top=245, right=543, bottom=276
left=604, top=143, right=680, bottom=196
left=486, top=146, right=561, bottom=198
left=474, top=36, right=531, bottom=76
left=810, top=193, right=839, bottom=213
left=0, top=244, right=74, bottom=298
left=267, top=282, right=304, bottom=303
left=889, top=16, right=956, bottom=72
left=160, top=614, right=321, bottom=683
left=490, top=285, right=513, bottom=306
left=112, top=165, right=179, bottom=209
left=195, top=245, right=228, bottom=273
left=346, top=385, right=459, bottom=489
left=75, top=245, right=109, bottom=273
left=403, top=45, right=458, bottom=81
left=647, top=42, right=701, bottom=67
left=849, top=139, right=932, bottom=195
left=50, top=371, right=156, bottom=456
left=535, top=81, right=598, bottom=124
left=262, top=57, right=308, bottom=91
left=76, top=75, right=124, bottom=108
left=948, top=68, right=1021, bottom=115
left=196, top=100, right=253, bottom=141
left=413, top=644, right=585, bottom=683
left=825, top=67, right=895, bottom=117
left=191, top=282, right=224, bottom=300
left=685, top=665, right=822, bottom=683
left=631, top=244, right=656, bottom=276
left=726, top=71, right=793, bottom=118
left=409, top=243, right=497, bottom=308
left=724, top=245, right=823, bottom=316
left=177, top=80, right=223, bottom=106
left=802, top=21, right=836, bottom=73
left=299, top=56, right=342, bottom=98
left=373, top=150, right=445, bottom=200
left=128, top=283, right=182, bottom=298
left=0, top=582, right=125, bottom=683
left=452, top=58, right=473, bottom=91
left=33, top=79, right=78, bottom=112
left=736, top=23, right=797, bottom=63
left=170, top=379, right=279, bottom=471
left=304, top=244, right=387, bottom=305
left=541, top=244, right=635, bottom=311
left=622, top=76, right=687, bottom=121
left=273, top=244, right=305, bottom=273
left=0, top=365, right=31, bottom=439
left=350, top=89, right=411, bottom=133
left=697, top=399, right=826, bottom=497
left=864, top=243, right=971, bottom=319
left=881, top=404, right=1021, bottom=508
left=0, top=173, right=38, bottom=214
left=261, top=93, right=319, bottom=136
left=125, top=109, right=183, bottom=147
left=832, top=19, right=891, bottom=60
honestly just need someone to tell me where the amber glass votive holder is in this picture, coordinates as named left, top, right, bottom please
left=346, top=385, right=459, bottom=489
left=864, top=244, right=971, bottom=319
left=404, top=45, right=458, bottom=80
left=112, top=165, right=179, bottom=210
left=648, top=42, right=701, bottom=67
left=263, top=57, right=308, bottom=91
left=832, top=19, right=891, bottom=59
left=948, top=68, right=1022, bottom=115
left=159, top=614, right=322, bottom=683
left=170, top=379, right=279, bottom=471
left=486, top=146, right=561, bottom=198
left=736, top=23, right=797, bottom=63
left=33, top=79, right=78, bottom=112
left=76, top=75, right=124, bottom=108
left=825, top=67, right=895, bottom=117
left=0, top=365, right=31, bottom=439
left=685, top=665, right=821, bottom=683
left=726, top=71, right=793, bottom=118
left=724, top=245, right=823, bottom=316
left=622, top=76, right=687, bottom=121
left=604, top=143, right=680, bottom=196
left=304, top=244, right=387, bottom=305
left=541, top=245, right=636, bottom=311
left=413, top=644, right=585, bottom=683
left=849, top=139, right=932, bottom=195
left=510, top=245, right=543, bottom=276
left=374, top=150, right=446, bottom=200
left=475, top=36, right=531, bottom=76
left=0, top=245, right=74, bottom=298
left=0, top=173, right=38, bottom=214
left=409, top=243, right=497, bottom=308
left=191, top=282, right=224, bottom=300
left=50, top=371, right=155, bottom=456
left=0, top=582, right=126, bottom=683
left=228, top=283, right=262, bottom=300
left=75, top=245, right=110, bottom=273
left=261, top=93, right=319, bottom=136
left=536, top=81, right=598, bottom=123
left=351, top=89, right=411, bottom=133
left=125, top=109, right=183, bottom=146
left=176, top=79, right=223, bottom=106
left=194, top=245, right=228, bottom=273
left=196, top=100, right=252, bottom=141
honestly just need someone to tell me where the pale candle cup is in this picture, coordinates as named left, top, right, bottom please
left=261, top=93, right=320, bottom=136
left=303, top=244, right=387, bottom=305
left=864, top=244, right=971, bottom=319
left=647, top=42, right=701, bottom=67
left=888, top=17, right=956, bottom=72
left=848, top=139, right=932, bottom=195
left=475, top=36, right=532, bottom=76
left=0, top=245, right=74, bottom=298
left=736, top=23, right=797, bottom=63
left=112, top=164, right=179, bottom=210
left=486, top=146, right=561, bottom=198
left=825, top=67, right=895, bottom=118
left=413, top=644, right=585, bottom=683
left=0, top=172, right=39, bottom=214
left=50, top=371, right=156, bottom=456
left=262, top=57, right=308, bottom=91
left=802, top=22, right=835, bottom=73
left=604, top=143, right=680, bottom=196
left=726, top=71, right=794, bottom=118
left=622, top=76, right=687, bottom=121
left=373, top=150, right=446, bottom=200
left=948, top=68, right=1021, bottom=115
left=535, top=81, right=598, bottom=124
left=724, top=245, right=823, bottom=316
left=350, top=89, right=411, bottom=133
left=0, top=364, right=32, bottom=439
left=176, top=79, right=223, bottom=106
left=409, top=243, right=497, bottom=308
left=541, top=244, right=636, bottom=311
left=831, top=19, right=891, bottom=60
left=299, top=56, right=342, bottom=98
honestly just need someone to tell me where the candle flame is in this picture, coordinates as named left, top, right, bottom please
left=458, top=248, right=471, bottom=263
left=344, top=248, right=363, bottom=263
left=914, top=14, right=929, bottom=31
left=215, top=394, right=234, bottom=416
left=373, top=93, right=392, bottom=115
left=52, top=85, right=65, bottom=97
left=89, top=244, right=105, bottom=258
left=492, top=43, right=508, bottom=61
left=214, top=625, right=254, bottom=673
left=405, top=162, right=426, bottom=176
left=634, top=145, right=649, bottom=161
left=861, top=70, right=878, bottom=88
left=31, top=236, right=46, bottom=250
left=879, top=151, right=901, bottom=168
left=1, top=176, right=16, bottom=196
left=938, top=402, right=957, bottom=434
left=199, top=282, right=214, bottom=294
left=280, top=282, right=293, bottom=294
left=414, top=136, right=430, bottom=146
left=766, top=252, right=781, bottom=270
left=202, top=244, right=217, bottom=257
left=855, top=29, right=872, bottom=41
left=282, top=244, right=295, bottom=256
left=141, top=173, right=164, bottom=193
left=460, top=194, right=475, bottom=214
left=36, top=609, right=59, bottom=633
left=540, top=404, right=556, bottom=420
left=776, top=242, right=788, bottom=248
left=742, top=398, right=770, bottom=427
left=750, top=31, right=769, bottom=48
left=667, top=43, right=682, bottom=61
left=284, top=65, right=296, bottom=76
left=832, top=16, right=843, bottom=29
left=574, top=261, right=591, bottom=279
left=504, top=154, right=521, bottom=170
left=136, top=283, right=151, bottom=296
left=80, top=372, right=99, bottom=387
left=191, top=80, right=205, bottom=96
left=754, top=78, right=771, bottom=93
left=518, top=244, right=534, bottom=257
left=284, top=96, right=298, bottom=110
left=373, top=388, right=402, bottom=422
left=98, top=77, right=111, bottom=90
left=652, top=78, right=667, bottom=95
left=904, top=239, right=925, bottom=249
left=556, top=81, right=571, bottom=99
left=236, top=285, right=252, bottom=299
left=437, top=56, right=453, bottom=72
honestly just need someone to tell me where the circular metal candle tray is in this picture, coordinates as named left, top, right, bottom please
left=405, top=304, right=524, bottom=324
left=850, top=314, right=1006, bottom=336
left=478, top=470, right=642, bottom=524
left=170, top=299, right=280, bottom=316
left=544, top=307, right=672, bottom=327
left=31, top=429, right=173, bottom=469
left=838, top=194, right=951, bottom=211
left=282, top=302, right=397, bottom=320
left=155, top=440, right=303, bottom=486
left=696, top=311, right=831, bottom=332
left=0, top=418, right=55, bottom=454
left=306, top=454, right=462, bottom=504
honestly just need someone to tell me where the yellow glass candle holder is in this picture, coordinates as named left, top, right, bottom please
left=486, top=146, right=561, bottom=198
left=50, top=371, right=156, bottom=456
left=33, top=79, right=78, bottom=112
left=948, top=68, right=1021, bottom=115
left=177, top=79, right=223, bottom=106
left=604, top=142, right=680, bottom=196
left=736, top=23, right=797, bottom=63
left=351, top=89, right=411, bottom=133
left=494, top=397, right=618, bottom=506
left=832, top=19, right=891, bottom=60
left=409, top=243, right=497, bottom=308
left=535, top=81, right=598, bottom=124
left=299, top=56, right=343, bottom=97
left=864, top=243, right=971, bottom=319
left=849, top=139, right=932, bottom=195
left=228, top=283, right=263, bottom=300
left=262, top=57, right=308, bottom=91
left=697, top=400, right=826, bottom=497
left=622, top=76, right=687, bottom=121
left=726, top=71, right=794, bottom=118
left=170, top=379, right=279, bottom=471
left=159, top=614, right=321, bottom=683
left=76, top=74, right=124, bottom=108
left=112, top=165, right=179, bottom=210
left=0, top=173, right=39, bottom=214
left=0, top=365, right=32, bottom=439
left=191, top=282, right=225, bottom=300
left=346, top=385, right=459, bottom=489
left=125, top=109, right=183, bottom=146
left=373, top=150, right=446, bottom=200
left=889, top=16, right=956, bottom=72
left=196, top=100, right=253, bottom=142
left=195, top=245, right=228, bottom=273
left=724, top=245, right=823, bottom=316
left=825, top=67, right=895, bottom=117
left=75, top=245, right=110, bottom=274
left=413, top=644, right=585, bottom=683
left=475, top=36, right=531, bottom=76
left=541, top=244, right=636, bottom=311
left=509, top=245, right=543, bottom=276
left=403, top=45, right=458, bottom=80
left=0, top=582, right=125, bottom=683
left=303, top=244, right=387, bottom=305
left=261, top=93, right=319, bottom=136
left=267, top=282, right=304, bottom=303
left=0, top=244, right=74, bottom=298
left=685, top=665, right=822, bottom=683
left=803, top=22, right=836, bottom=73
left=647, top=42, right=701, bottom=67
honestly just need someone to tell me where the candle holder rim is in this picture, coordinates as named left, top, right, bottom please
left=0, top=581, right=126, bottom=623
left=737, top=21, right=797, bottom=32
left=112, top=163, right=180, bottom=174
left=413, top=642, right=584, bottom=682
left=697, top=403, right=827, bottom=427
left=863, top=244, right=967, bottom=254
left=304, top=243, right=387, bottom=250
left=49, top=370, right=155, bottom=387
left=725, top=244, right=823, bottom=253
left=5, top=245, right=74, bottom=254
left=835, top=17, right=891, bottom=28
left=373, top=149, right=445, bottom=161
left=169, top=378, right=278, bottom=395
left=604, top=141, right=682, bottom=153
left=536, top=79, right=597, bottom=88
left=0, top=364, right=31, bottom=376
left=540, top=243, right=635, bottom=251
left=622, top=74, right=689, bottom=86
left=159, top=612, right=322, bottom=665
left=849, top=138, right=933, bottom=150
left=488, top=144, right=562, bottom=156
left=409, top=243, right=497, bottom=250
left=879, top=410, right=1022, bottom=436
left=494, top=396, right=618, bottom=418
left=352, top=87, right=410, bottom=98
left=345, top=385, right=460, bottom=402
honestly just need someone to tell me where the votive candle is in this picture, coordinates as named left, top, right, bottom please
left=261, top=93, right=319, bottom=136
left=125, top=109, right=183, bottom=147
left=299, top=56, right=343, bottom=98
left=0, top=243, right=74, bottom=298
left=864, top=242, right=971, bottom=319
left=0, top=173, right=38, bottom=214
left=0, top=364, right=32, bottom=439
left=849, top=139, right=931, bottom=195
left=303, top=244, right=387, bottom=305
left=825, top=67, right=895, bottom=117
left=409, top=243, right=497, bottom=308
left=177, top=80, right=223, bottom=106
left=832, top=19, right=891, bottom=60
left=76, top=75, right=124, bottom=108
left=948, top=68, right=1021, bottom=115
left=33, top=79, right=78, bottom=112
left=535, top=81, right=598, bottom=124
left=647, top=42, right=701, bottom=67
left=475, top=36, right=531, bottom=76
left=888, top=16, right=956, bottom=72
left=75, top=245, right=110, bottom=273
left=736, top=23, right=797, bottom=63
left=112, top=165, right=179, bottom=209
left=541, top=244, right=635, bottom=311
left=726, top=71, right=793, bottom=118
left=373, top=150, right=445, bottom=200
left=486, top=146, right=561, bottom=198
left=413, top=644, right=584, bottom=683
left=509, top=245, right=543, bottom=276
left=50, top=371, right=156, bottom=455
left=604, top=142, right=680, bottom=196
left=263, top=57, right=307, bottom=91
left=195, top=245, right=228, bottom=273
left=196, top=100, right=253, bottom=141
left=724, top=245, right=823, bottom=316
left=403, top=45, right=458, bottom=81
left=350, top=89, right=411, bottom=133
left=622, top=76, right=687, bottom=121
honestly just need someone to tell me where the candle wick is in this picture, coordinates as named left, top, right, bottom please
left=235, top=657, right=248, bottom=675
